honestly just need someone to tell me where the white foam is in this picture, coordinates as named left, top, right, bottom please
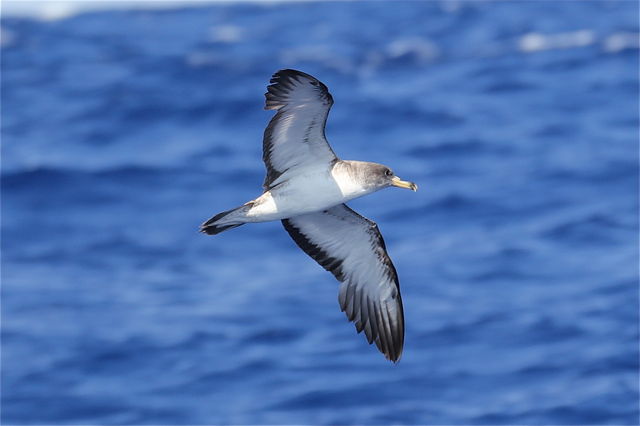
left=387, top=37, right=439, bottom=62
left=185, top=51, right=218, bottom=67
left=603, top=32, right=640, bottom=53
left=208, top=25, right=243, bottom=43
left=0, top=0, right=318, bottom=21
left=518, top=30, right=595, bottom=52
left=0, top=0, right=241, bottom=21
left=0, top=27, right=14, bottom=48
left=2, top=0, right=79, bottom=21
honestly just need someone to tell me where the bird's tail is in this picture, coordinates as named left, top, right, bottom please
left=200, top=202, right=254, bottom=235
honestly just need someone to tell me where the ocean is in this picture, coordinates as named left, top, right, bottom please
left=2, top=1, right=639, bottom=424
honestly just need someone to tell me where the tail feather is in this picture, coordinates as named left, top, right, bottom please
left=200, top=222, right=243, bottom=235
left=200, top=204, right=251, bottom=235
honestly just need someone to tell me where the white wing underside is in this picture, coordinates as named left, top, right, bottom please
left=263, top=69, right=337, bottom=189
left=282, top=204, right=405, bottom=362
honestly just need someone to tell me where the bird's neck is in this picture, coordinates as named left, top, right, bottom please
left=331, top=160, right=382, bottom=200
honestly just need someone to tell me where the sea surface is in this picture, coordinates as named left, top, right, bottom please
left=2, top=1, right=639, bottom=424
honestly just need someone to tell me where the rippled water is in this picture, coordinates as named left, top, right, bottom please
left=2, top=2, right=639, bottom=424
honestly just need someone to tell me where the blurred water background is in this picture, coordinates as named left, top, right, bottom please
left=2, top=1, right=639, bottom=424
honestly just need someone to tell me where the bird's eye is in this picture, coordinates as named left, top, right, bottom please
left=385, top=169, right=393, bottom=177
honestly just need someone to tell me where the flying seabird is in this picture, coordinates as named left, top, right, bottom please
left=201, top=69, right=417, bottom=362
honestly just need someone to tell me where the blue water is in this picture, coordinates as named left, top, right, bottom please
left=2, top=2, right=639, bottom=424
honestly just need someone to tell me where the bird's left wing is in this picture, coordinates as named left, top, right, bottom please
left=282, top=204, right=405, bottom=362
left=262, top=69, right=337, bottom=189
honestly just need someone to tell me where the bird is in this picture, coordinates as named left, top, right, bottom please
left=201, top=69, right=417, bottom=362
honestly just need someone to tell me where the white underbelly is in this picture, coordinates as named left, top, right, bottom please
left=245, top=168, right=365, bottom=221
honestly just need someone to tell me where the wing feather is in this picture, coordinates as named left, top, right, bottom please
left=262, top=69, right=337, bottom=189
left=282, top=204, right=405, bottom=362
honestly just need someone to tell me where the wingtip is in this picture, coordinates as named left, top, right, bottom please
left=264, top=68, right=333, bottom=110
left=199, top=223, right=215, bottom=235
left=272, top=68, right=310, bottom=80
left=387, top=349, right=403, bottom=364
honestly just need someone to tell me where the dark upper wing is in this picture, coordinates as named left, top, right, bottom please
left=282, top=204, right=405, bottom=362
left=262, top=69, right=338, bottom=189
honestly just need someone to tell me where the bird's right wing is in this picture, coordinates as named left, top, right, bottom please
left=282, top=204, right=405, bottom=362
left=262, top=69, right=337, bottom=189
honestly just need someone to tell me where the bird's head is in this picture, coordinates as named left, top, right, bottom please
left=337, top=160, right=418, bottom=195
left=369, top=163, right=418, bottom=192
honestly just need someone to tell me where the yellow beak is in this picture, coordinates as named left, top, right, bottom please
left=391, top=176, right=418, bottom=191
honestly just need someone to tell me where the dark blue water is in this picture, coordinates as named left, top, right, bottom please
left=2, top=2, right=639, bottom=424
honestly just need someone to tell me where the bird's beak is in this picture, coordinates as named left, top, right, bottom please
left=391, top=176, right=418, bottom=191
